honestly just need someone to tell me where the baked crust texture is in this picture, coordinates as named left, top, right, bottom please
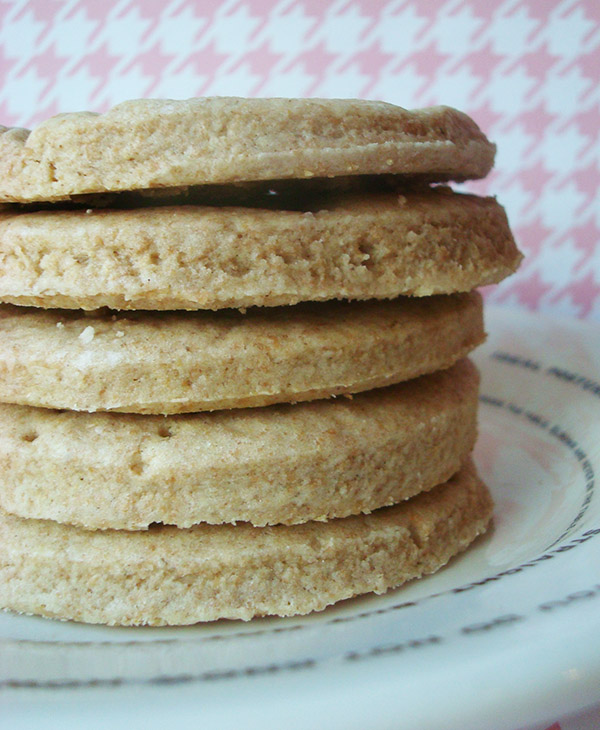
left=0, top=360, right=479, bottom=529
left=0, top=98, right=496, bottom=202
left=0, top=459, right=492, bottom=624
left=0, top=189, right=521, bottom=310
left=0, top=292, right=484, bottom=413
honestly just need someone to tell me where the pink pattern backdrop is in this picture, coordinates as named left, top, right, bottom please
left=0, top=0, right=599, bottom=320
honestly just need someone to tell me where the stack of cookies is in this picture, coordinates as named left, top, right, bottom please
left=0, top=98, right=521, bottom=625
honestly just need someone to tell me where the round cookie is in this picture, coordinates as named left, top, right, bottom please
left=0, top=293, right=483, bottom=414
left=0, top=460, right=492, bottom=625
left=0, top=189, right=521, bottom=310
left=0, top=359, right=479, bottom=529
left=0, top=98, right=496, bottom=202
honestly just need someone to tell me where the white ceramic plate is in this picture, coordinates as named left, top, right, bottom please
left=2, top=306, right=600, bottom=730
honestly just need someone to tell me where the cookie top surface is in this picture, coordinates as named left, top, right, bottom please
left=0, top=359, right=479, bottom=529
left=0, top=187, right=521, bottom=311
left=0, top=98, right=496, bottom=202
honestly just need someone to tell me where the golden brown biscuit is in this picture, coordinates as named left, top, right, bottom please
left=0, top=360, right=479, bottom=529
left=0, top=99, right=496, bottom=202
left=0, top=459, right=492, bottom=625
left=0, top=293, right=483, bottom=414
left=0, top=189, right=520, bottom=310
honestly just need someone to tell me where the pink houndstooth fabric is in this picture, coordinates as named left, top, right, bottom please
left=1, top=0, right=598, bottom=319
